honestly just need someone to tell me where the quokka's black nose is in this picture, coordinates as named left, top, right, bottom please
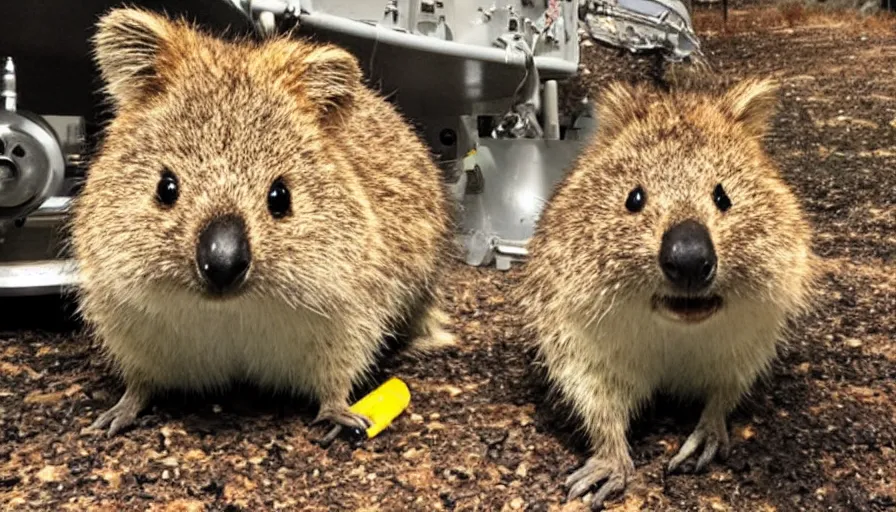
left=196, top=215, right=251, bottom=294
left=659, top=219, right=717, bottom=292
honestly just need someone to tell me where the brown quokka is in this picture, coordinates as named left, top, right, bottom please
left=70, top=8, right=455, bottom=436
left=516, top=74, right=820, bottom=508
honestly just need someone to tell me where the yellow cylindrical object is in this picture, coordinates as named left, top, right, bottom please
left=348, top=377, right=411, bottom=439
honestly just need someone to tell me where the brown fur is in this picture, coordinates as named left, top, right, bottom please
left=70, top=7, right=455, bottom=435
left=515, top=73, right=821, bottom=507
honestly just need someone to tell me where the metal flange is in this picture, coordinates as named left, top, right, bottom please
left=0, top=110, right=66, bottom=220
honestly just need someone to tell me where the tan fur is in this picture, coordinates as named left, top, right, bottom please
left=516, top=74, right=821, bottom=506
left=71, top=8, right=455, bottom=433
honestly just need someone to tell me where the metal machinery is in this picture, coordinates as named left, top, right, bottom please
left=0, top=57, right=82, bottom=295
left=0, top=0, right=701, bottom=295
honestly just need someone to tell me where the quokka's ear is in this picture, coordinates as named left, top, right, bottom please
left=92, top=7, right=191, bottom=107
left=261, top=39, right=364, bottom=127
left=299, top=45, right=363, bottom=124
left=719, top=77, right=780, bottom=139
left=595, top=81, right=652, bottom=141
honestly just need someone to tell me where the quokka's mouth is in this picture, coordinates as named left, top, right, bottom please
left=652, top=294, right=724, bottom=324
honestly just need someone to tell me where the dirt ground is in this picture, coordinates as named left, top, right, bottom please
left=2, top=5, right=895, bottom=511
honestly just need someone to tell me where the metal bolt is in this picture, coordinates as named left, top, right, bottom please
left=2, top=57, right=16, bottom=112
left=439, top=129, right=457, bottom=147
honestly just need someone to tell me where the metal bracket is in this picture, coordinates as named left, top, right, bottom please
left=492, top=34, right=543, bottom=139
left=578, top=0, right=703, bottom=62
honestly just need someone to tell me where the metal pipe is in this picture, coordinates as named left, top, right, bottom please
left=543, top=80, right=560, bottom=140
left=297, top=11, right=579, bottom=77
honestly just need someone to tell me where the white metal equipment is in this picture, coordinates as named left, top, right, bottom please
left=0, top=0, right=701, bottom=294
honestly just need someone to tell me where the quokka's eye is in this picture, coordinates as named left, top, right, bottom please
left=713, top=183, right=732, bottom=212
left=156, top=168, right=179, bottom=207
left=267, top=177, right=291, bottom=219
left=625, top=185, right=647, bottom=213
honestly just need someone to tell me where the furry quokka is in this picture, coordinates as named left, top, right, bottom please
left=516, top=74, right=820, bottom=509
left=71, top=8, right=454, bottom=436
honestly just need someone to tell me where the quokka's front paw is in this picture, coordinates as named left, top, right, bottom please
left=667, top=415, right=731, bottom=474
left=88, top=387, right=150, bottom=437
left=565, top=453, right=635, bottom=510
left=312, top=402, right=372, bottom=432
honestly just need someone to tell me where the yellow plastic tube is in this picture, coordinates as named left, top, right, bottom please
left=349, top=377, right=411, bottom=439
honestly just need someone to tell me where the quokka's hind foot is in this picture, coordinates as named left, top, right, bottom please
left=407, top=305, right=457, bottom=353
left=88, top=385, right=150, bottom=437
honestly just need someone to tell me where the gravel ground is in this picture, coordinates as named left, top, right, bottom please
left=1, top=5, right=895, bottom=511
